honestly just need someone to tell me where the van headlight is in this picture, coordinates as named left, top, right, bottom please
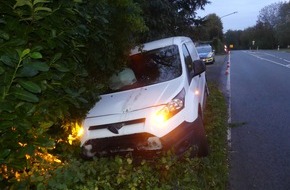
left=154, top=89, right=185, bottom=124
left=77, top=124, right=84, bottom=138
left=68, top=122, right=85, bottom=145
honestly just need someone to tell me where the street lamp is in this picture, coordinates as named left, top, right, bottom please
left=219, top=11, right=238, bottom=52
left=220, top=11, right=238, bottom=19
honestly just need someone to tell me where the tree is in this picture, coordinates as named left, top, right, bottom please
left=192, top=14, right=223, bottom=52
left=254, top=22, right=277, bottom=49
left=240, top=27, right=256, bottom=49
left=258, top=2, right=283, bottom=28
left=275, top=1, right=290, bottom=47
left=134, top=0, right=210, bottom=42
left=224, top=30, right=243, bottom=50
left=206, top=14, right=223, bottom=41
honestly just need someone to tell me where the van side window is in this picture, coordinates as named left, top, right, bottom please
left=182, top=44, right=193, bottom=74
left=185, top=42, right=199, bottom=61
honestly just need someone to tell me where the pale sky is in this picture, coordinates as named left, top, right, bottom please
left=197, top=0, right=284, bottom=32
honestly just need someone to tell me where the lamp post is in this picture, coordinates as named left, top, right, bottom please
left=219, top=11, right=237, bottom=52
left=220, top=11, right=238, bottom=19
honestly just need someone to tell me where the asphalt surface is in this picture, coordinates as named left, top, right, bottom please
left=208, top=50, right=290, bottom=190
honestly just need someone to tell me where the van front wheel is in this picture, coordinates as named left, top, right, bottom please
left=190, top=116, right=209, bottom=157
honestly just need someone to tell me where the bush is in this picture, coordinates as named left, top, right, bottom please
left=0, top=0, right=146, bottom=188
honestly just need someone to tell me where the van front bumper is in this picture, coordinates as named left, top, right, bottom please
left=81, top=118, right=200, bottom=157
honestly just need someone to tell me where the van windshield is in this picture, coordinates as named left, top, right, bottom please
left=108, top=45, right=182, bottom=92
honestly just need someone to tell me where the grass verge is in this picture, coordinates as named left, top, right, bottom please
left=12, top=82, right=229, bottom=190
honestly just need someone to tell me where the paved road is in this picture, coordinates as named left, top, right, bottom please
left=227, top=50, right=290, bottom=190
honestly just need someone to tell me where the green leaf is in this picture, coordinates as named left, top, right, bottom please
left=50, top=53, right=62, bottom=64
left=19, top=80, right=42, bottom=93
left=53, top=64, right=70, bottom=72
left=30, top=52, right=42, bottom=59
left=31, top=46, right=43, bottom=52
left=33, top=0, right=50, bottom=5
left=77, top=97, right=88, bottom=104
left=0, top=121, right=14, bottom=131
left=0, top=55, right=15, bottom=67
left=4, top=39, right=26, bottom=47
left=0, top=101, right=14, bottom=112
left=0, top=30, right=9, bottom=40
left=18, top=62, right=49, bottom=77
left=0, top=149, right=11, bottom=159
left=40, top=121, right=54, bottom=129
left=12, top=88, right=39, bottom=103
left=13, top=0, right=33, bottom=9
left=34, top=7, right=52, bottom=13
left=17, top=66, right=39, bottom=77
left=0, top=18, right=6, bottom=25
left=26, top=105, right=36, bottom=116
left=0, top=66, right=4, bottom=75
left=21, top=49, right=30, bottom=58
left=29, top=61, right=49, bottom=71
left=0, top=112, right=17, bottom=120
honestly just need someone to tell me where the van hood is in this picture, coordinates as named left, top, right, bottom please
left=86, top=78, right=183, bottom=118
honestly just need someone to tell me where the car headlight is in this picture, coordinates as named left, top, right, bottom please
left=154, top=88, right=185, bottom=125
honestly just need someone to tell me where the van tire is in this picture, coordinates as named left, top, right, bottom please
left=190, top=116, right=209, bottom=157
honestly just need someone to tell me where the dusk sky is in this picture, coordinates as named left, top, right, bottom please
left=197, top=0, right=284, bottom=32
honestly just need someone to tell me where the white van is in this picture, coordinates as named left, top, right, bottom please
left=80, top=36, right=209, bottom=158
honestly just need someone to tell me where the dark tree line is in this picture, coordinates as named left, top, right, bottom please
left=225, top=1, right=290, bottom=50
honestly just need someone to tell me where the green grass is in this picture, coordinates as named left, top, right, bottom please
left=12, top=82, right=229, bottom=190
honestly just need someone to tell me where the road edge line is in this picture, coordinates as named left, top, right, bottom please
left=227, top=51, right=232, bottom=147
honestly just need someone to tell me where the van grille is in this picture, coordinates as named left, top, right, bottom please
left=88, top=118, right=145, bottom=131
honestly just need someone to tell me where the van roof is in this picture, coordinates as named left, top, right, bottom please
left=131, top=36, right=192, bottom=55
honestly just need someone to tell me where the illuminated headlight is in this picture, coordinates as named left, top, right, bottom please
left=77, top=124, right=84, bottom=138
left=68, top=122, right=85, bottom=145
left=154, top=89, right=185, bottom=124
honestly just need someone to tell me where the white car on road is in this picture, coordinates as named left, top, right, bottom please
left=80, top=36, right=209, bottom=158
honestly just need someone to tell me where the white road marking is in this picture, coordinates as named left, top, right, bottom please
left=227, top=52, right=232, bottom=146
left=245, top=51, right=290, bottom=69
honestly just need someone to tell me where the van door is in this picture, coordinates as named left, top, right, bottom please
left=182, top=44, right=201, bottom=120
left=185, top=42, right=206, bottom=104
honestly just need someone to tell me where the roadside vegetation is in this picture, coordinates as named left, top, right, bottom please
left=7, top=82, right=229, bottom=189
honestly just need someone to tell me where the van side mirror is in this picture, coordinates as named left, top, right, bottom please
left=191, top=59, right=206, bottom=77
